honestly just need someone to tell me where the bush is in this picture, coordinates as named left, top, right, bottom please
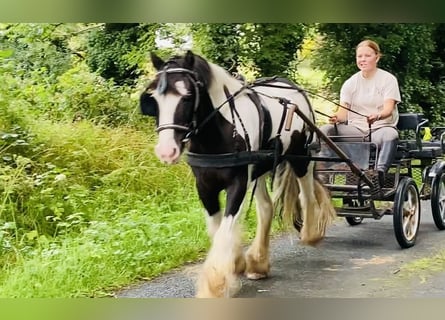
left=55, top=64, right=138, bottom=126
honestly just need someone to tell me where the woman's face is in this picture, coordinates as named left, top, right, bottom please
left=356, top=45, right=379, bottom=73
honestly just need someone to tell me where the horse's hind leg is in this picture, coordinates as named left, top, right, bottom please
left=245, top=175, right=273, bottom=280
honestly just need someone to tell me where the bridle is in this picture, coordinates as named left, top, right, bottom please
left=154, top=66, right=202, bottom=138
left=153, top=64, right=251, bottom=145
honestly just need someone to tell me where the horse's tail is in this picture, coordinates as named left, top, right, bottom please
left=272, top=161, right=303, bottom=230
left=272, top=161, right=336, bottom=244
left=308, top=175, right=337, bottom=243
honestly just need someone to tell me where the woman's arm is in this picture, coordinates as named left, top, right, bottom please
left=368, top=98, right=397, bottom=124
left=329, top=103, right=350, bottom=124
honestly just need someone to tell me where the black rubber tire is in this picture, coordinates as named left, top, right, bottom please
left=393, top=177, right=421, bottom=249
left=431, top=169, right=445, bottom=230
left=345, top=216, right=364, bottom=226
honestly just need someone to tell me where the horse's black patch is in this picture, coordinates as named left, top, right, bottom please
left=140, top=92, right=158, bottom=117
left=251, top=136, right=282, bottom=180
left=286, top=130, right=310, bottom=177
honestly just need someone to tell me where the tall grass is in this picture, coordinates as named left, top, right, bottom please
left=0, top=52, right=320, bottom=297
left=0, top=203, right=208, bottom=297
left=0, top=117, right=215, bottom=297
left=0, top=113, right=284, bottom=296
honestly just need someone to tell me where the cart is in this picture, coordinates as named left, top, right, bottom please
left=314, top=113, right=445, bottom=248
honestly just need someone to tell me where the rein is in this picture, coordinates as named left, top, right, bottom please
left=251, top=79, right=368, bottom=118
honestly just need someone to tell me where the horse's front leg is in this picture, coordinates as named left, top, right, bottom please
left=197, top=189, right=222, bottom=240
left=245, top=175, right=273, bottom=279
left=195, top=171, right=248, bottom=298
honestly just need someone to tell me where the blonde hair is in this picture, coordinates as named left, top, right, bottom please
left=356, top=39, right=381, bottom=57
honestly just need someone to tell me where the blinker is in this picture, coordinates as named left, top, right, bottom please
left=140, top=92, right=158, bottom=117
left=157, top=70, right=168, bottom=94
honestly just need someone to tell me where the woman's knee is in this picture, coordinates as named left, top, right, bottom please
left=319, top=124, right=336, bottom=136
left=375, top=127, right=398, bottom=143
left=384, top=128, right=399, bottom=141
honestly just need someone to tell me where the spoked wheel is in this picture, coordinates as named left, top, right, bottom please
left=393, top=177, right=421, bottom=248
left=431, top=167, right=445, bottom=230
left=345, top=216, right=364, bottom=226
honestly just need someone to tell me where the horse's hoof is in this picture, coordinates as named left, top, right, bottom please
left=245, top=272, right=268, bottom=280
left=195, top=270, right=242, bottom=298
left=300, top=236, right=323, bottom=247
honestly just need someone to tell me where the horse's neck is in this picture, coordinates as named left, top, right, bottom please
left=207, top=63, right=243, bottom=108
left=188, top=63, right=249, bottom=154
left=189, top=91, right=235, bottom=153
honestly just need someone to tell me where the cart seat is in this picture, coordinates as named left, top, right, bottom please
left=396, top=113, right=444, bottom=160
left=409, top=147, right=444, bottom=158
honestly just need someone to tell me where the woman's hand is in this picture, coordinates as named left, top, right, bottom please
left=328, top=115, right=339, bottom=124
left=367, top=113, right=381, bottom=124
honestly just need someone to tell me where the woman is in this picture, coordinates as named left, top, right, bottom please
left=319, top=39, right=401, bottom=186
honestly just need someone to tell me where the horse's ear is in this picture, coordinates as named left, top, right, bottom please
left=150, top=52, right=165, bottom=71
left=184, top=50, right=195, bottom=69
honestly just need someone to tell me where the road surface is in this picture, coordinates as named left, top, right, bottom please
left=116, top=201, right=445, bottom=298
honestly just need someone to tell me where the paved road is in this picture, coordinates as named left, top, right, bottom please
left=116, top=201, right=445, bottom=298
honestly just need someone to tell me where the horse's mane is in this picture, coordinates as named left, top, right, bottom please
left=193, top=55, right=245, bottom=95
left=188, top=54, right=213, bottom=88
left=188, top=53, right=242, bottom=94
left=164, top=53, right=213, bottom=89
left=149, top=51, right=242, bottom=96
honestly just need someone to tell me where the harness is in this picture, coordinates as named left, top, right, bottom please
left=153, top=67, right=316, bottom=168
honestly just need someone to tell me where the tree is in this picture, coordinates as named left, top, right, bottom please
left=0, top=23, right=75, bottom=83
left=86, top=23, right=158, bottom=85
left=191, top=23, right=308, bottom=78
left=427, top=24, right=445, bottom=122
left=242, top=23, right=307, bottom=77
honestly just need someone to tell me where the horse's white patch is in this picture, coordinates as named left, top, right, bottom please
left=206, top=211, right=222, bottom=239
left=175, top=80, right=189, bottom=96
left=153, top=83, right=187, bottom=164
left=198, top=215, right=243, bottom=297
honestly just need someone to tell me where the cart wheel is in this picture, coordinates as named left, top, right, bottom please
left=431, top=168, right=445, bottom=230
left=393, top=177, right=421, bottom=248
left=345, top=216, right=364, bottom=226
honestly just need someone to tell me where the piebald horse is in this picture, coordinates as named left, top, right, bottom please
left=140, top=50, right=335, bottom=298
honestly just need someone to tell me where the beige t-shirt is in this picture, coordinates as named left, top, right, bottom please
left=340, top=68, right=401, bottom=132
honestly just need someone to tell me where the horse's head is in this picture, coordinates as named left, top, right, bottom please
left=140, top=51, right=210, bottom=164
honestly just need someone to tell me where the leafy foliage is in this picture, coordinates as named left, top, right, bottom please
left=241, top=23, right=307, bottom=77
left=54, top=63, right=137, bottom=126
left=191, top=23, right=244, bottom=73
left=191, top=23, right=308, bottom=77
left=0, top=23, right=75, bottom=83
left=86, top=23, right=158, bottom=85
